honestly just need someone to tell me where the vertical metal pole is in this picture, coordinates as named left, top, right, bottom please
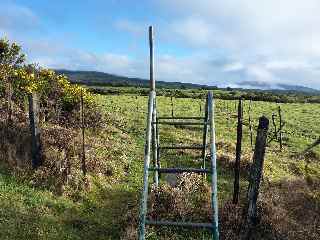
left=208, top=91, right=219, bottom=240
left=149, top=26, right=155, bottom=91
left=149, top=25, right=158, bottom=188
left=156, top=98, right=161, bottom=179
left=152, top=95, right=159, bottom=186
left=201, top=94, right=209, bottom=170
left=138, top=91, right=155, bottom=240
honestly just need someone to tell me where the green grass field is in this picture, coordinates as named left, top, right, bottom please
left=0, top=92, right=319, bottom=239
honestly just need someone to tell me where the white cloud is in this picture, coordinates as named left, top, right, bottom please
left=0, top=3, right=39, bottom=32
left=1, top=1, right=320, bottom=89
left=114, top=19, right=145, bottom=37
left=223, top=62, right=244, bottom=72
left=153, top=0, right=320, bottom=89
left=169, top=17, right=212, bottom=47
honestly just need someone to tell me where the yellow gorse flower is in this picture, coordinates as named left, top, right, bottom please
left=11, top=66, right=93, bottom=103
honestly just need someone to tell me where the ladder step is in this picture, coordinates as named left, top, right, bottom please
left=146, top=220, right=213, bottom=229
left=159, top=145, right=205, bottom=150
left=148, top=167, right=210, bottom=174
left=158, top=117, right=205, bottom=120
left=153, top=121, right=205, bottom=126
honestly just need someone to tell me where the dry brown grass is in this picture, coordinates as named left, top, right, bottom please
left=122, top=175, right=320, bottom=240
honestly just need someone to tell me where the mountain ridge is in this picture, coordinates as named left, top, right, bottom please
left=55, top=69, right=320, bottom=95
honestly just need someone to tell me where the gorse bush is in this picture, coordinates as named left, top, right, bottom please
left=0, top=38, right=105, bottom=196
left=0, top=38, right=93, bottom=116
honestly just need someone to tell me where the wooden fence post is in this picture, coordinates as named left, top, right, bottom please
left=136, top=95, right=139, bottom=112
left=248, top=99, right=253, bottom=149
left=28, top=93, right=41, bottom=169
left=233, top=98, right=243, bottom=204
left=171, top=96, right=174, bottom=117
left=242, top=116, right=269, bottom=239
left=6, top=81, right=13, bottom=125
left=271, top=113, right=277, bottom=140
left=278, top=106, right=283, bottom=150
left=81, top=91, right=87, bottom=176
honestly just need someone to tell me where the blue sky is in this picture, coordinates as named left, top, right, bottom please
left=1, top=0, right=320, bottom=89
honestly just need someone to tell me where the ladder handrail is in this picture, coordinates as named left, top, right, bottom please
left=208, top=91, right=219, bottom=240
left=138, top=90, right=155, bottom=239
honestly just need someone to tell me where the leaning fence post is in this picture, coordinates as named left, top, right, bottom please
left=28, top=93, right=41, bottom=169
left=242, top=116, right=269, bottom=239
left=233, top=98, right=243, bottom=204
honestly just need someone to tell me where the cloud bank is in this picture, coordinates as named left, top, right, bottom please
left=1, top=1, right=320, bottom=89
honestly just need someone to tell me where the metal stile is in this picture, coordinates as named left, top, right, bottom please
left=138, top=26, right=219, bottom=240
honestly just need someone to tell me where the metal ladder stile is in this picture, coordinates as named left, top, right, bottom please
left=138, top=91, right=219, bottom=240
left=138, top=26, right=219, bottom=240
left=138, top=91, right=156, bottom=239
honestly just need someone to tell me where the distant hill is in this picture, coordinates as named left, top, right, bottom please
left=276, top=84, right=320, bottom=94
left=55, top=69, right=217, bottom=90
left=55, top=69, right=320, bottom=95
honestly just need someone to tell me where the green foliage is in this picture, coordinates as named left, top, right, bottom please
left=0, top=38, right=94, bottom=119
left=0, top=38, right=26, bottom=96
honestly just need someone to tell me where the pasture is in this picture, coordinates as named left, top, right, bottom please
left=0, top=91, right=319, bottom=239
